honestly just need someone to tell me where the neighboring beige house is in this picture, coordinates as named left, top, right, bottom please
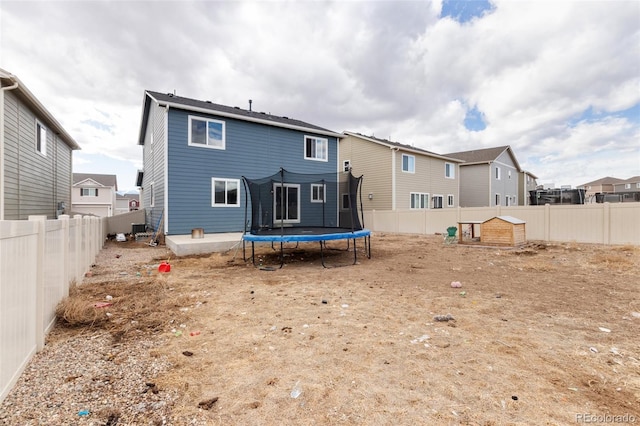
left=577, top=176, right=626, bottom=202
left=72, top=173, right=117, bottom=217
left=444, top=146, right=523, bottom=207
left=612, top=176, right=640, bottom=203
left=519, top=170, right=539, bottom=206
left=339, top=132, right=463, bottom=210
left=1, top=68, right=80, bottom=220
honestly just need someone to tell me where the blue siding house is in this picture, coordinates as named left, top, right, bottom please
left=137, top=91, right=343, bottom=235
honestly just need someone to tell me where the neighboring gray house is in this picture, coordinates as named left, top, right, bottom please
left=339, top=132, right=463, bottom=210
left=612, top=176, right=640, bottom=203
left=0, top=68, right=80, bottom=220
left=137, top=91, right=344, bottom=235
left=444, top=146, right=522, bottom=207
left=71, top=173, right=118, bottom=217
left=519, top=170, right=539, bottom=206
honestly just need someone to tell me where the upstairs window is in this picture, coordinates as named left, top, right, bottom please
left=189, top=116, right=225, bottom=149
left=212, top=178, right=240, bottom=207
left=445, top=163, right=455, bottom=179
left=343, top=160, right=351, bottom=172
left=495, top=166, right=501, bottom=180
left=402, top=154, right=415, bottom=173
left=36, top=122, right=47, bottom=156
left=81, top=188, right=98, bottom=197
left=625, top=183, right=631, bottom=189
left=304, top=136, right=328, bottom=161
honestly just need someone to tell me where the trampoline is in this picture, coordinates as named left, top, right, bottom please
left=241, top=169, right=372, bottom=268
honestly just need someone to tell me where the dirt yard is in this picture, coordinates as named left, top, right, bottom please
left=4, top=233, right=640, bottom=425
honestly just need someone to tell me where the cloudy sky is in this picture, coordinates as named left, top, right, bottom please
left=1, top=0, right=638, bottom=191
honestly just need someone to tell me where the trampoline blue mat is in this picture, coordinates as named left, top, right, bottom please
left=243, top=228, right=371, bottom=243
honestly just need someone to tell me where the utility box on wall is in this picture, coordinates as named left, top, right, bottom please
left=481, top=216, right=526, bottom=246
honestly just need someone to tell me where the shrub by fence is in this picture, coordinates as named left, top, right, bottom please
left=0, top=214, right=104, bottom=402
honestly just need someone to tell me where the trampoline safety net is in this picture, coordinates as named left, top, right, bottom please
left=242, top=168, right=365, bottom=234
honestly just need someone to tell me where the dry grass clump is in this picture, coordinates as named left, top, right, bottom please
left=55, top=276, right=196, bottom=339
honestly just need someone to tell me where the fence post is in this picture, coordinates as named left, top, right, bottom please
left=603, top=202, right=610, bottom=244
left=544, top=204, right=551, bottom=241
left=74, top=215, right=83, bottom=281
left=28, top=215, right=46, bottom=351
left=59, top=215, right=70, bottom=297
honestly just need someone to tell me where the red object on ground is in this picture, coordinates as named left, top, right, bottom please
left=158, top=262, right=171, bottom=273
left=93, top=302, right=112, bottom=308
left=190, top=331, right=201, bottom=336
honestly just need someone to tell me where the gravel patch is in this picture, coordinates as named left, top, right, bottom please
left=0, top=242, right=178, bottom=426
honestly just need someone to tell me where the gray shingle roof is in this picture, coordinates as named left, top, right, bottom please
left=443, top=146, right=510, bottom=163
left=73, top=173, right=118, bottom=190
left=145, top=91, right=341, bottom=136
left=343, top=131, right=464, bottom=162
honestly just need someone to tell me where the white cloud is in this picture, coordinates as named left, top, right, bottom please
left=1, top=0, right=638, bottom=190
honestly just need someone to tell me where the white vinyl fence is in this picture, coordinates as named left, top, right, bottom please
left=363, top=202, right=640, bottom=245
left=0, top=214, right=104, bottom=402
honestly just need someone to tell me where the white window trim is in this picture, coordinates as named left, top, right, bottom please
left=188, top=115, right=226, bottom=150
left=495, top=166, right=501, bottom=180
left=81, top=188, right=98, bottom=197
left=36, top=120, right=47, bottom=156
left=212, top=178, right=240, bottom=207
left=410, top=192, right=429, bottom=209
left=447, top=194, right=454, bottom=207
left=445, top=162, right=455, bottom=179
left=432, top=194, right=444, bottom=209
left=274, top=183, right=301, bottom=223
left=304, top=135, right=328, bottom=162
left=495, top=193, right=501, bottom=206
left=636, top=183, right=640, bottom=189
left=341, top=193, right=351, bottom=210
left=343, top=160, right=351, bottom=172
left=311, top=183, right=326, bottom=203
left=402, top=154, right=415, bottom=173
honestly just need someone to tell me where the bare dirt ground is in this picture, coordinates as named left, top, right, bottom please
left=4, top=233, right=640, bottom=425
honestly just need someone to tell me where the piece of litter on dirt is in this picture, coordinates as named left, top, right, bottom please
left=341, top=304, right=349, bottom=308
left=106, top=295, right=113, bottom=301
left=173, top=331, right=182, bottom=337
left=119, top=272, right=128, bottom=276
left=290, top=381, right=302, bottom=399
left=198, top=397, right=218, bottom=410
left=598, top=327, right=611, bottom=333
left=589, top=347, right=598, bottom=353
left=433, top=314, right=455, bottom=322
left=410, top=334, right=430, bottom=344
left=459, top=291, right=466, bottom=297
left=568, top=387, right=579, bottom=392
left=321, top=299, right=328, bottom=304
left=78, top=409, right=90, bottom=417
left=450, top=281, right=462, bottom=288
left=93, top=302, right=112, bottom=309
left=116, top=233, right=126, bottom=242
left=610, top=347, right=620, bottom=355
left=182, top=351, right=194, bottom=357
left=190, top=331, right=201, bottom=336
left=631, top=312, right=640, bottom=318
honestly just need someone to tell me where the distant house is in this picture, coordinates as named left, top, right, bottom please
left=0, top=68, right=80, bottom=220
left=339, top=132, right=463, bottom=210
left=136, top=91, right=343, bottom=235
left=72, top=173, right=118, bottom=217
left=519, top=170, right=538, bottom=206
left=611, top=176, right=640, bottom=203
left=577, top=176, right=626, bottom=202
left=444, top=146, right=522, bottom=207
left=116, top=192, right=140, bottom=215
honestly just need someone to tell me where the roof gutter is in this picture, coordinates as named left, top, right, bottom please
left=0, top=80, right=19, bottom=220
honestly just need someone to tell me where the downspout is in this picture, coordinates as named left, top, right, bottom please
left=390, top=146, right=399, bottom=210
left=0, top=80, right=20, bottom=220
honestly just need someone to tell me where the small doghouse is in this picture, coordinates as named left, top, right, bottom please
left=480, top=216, right=526, bottom=246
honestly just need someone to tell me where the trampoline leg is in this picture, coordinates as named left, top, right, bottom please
left=320, top=241, right=327, bottom=268
left=279, top=242, right=284, bottom=269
